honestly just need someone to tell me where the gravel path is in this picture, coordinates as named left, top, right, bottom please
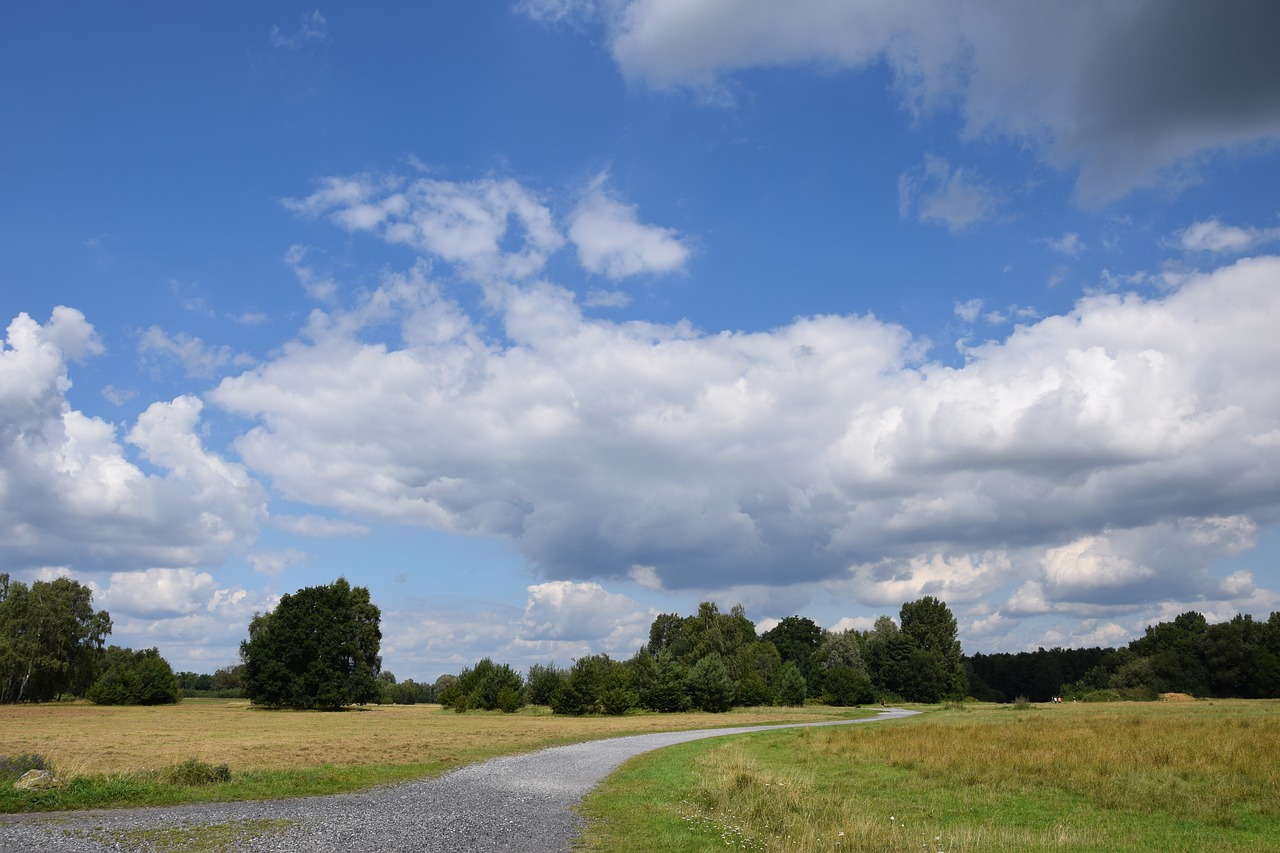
left=0, top=708, right=918, bottom=852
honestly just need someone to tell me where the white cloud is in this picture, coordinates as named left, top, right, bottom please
left=953, top=298, right=983, bottom=323
left=247, top=548, right=307, bottom=577
left=568, top=175, right=690, bottom=279
left=1179, top=218, right=1280, bottom=254
left=568, top=0, right=1280, bottom=203
left=519, top=580, right=653, bottom=645
left=206, top=238, right=1280, bottom=618
left=0, top=310, right=266, bottom=574
left=271, top=513, right=370, bottom=538
left=284, top=174, right=564, bottom=283
left=1044, top=232, right=1087, bottom=256
left=97, top=568, right=218, bottom=619
left=138, top=327, right=252, bottom=379
left=899, top=156, right=999, bottom=231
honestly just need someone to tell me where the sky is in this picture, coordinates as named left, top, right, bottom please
left=3, top=1, right=1280, bottom=682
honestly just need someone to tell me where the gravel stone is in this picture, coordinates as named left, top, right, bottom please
left=0, top=708, right=917, bottom=852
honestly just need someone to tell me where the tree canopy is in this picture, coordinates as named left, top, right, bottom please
left=240, top=578, right=382, bottom=709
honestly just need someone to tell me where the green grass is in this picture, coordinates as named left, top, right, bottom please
left=576, top=700, right=1280, bottom=852
left=0, top=761, right=441, bottom=814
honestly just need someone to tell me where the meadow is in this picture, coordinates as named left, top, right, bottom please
left=5, top=699, right=1279, bottom=853
left=0, top=699, right=869, bottom=813
left=578, top=699, right=1280, bottom=852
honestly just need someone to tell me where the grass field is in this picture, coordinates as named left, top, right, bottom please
left=0, top=699, right=870, bottom=813
left=577, top=699, right=1280, bottom=852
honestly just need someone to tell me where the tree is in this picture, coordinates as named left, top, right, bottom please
left=776, top=661, right=807, bottom=706
left=0, top=574, right=111, bottom=703
left=240, top=578, right=382, bottom=710
left=685, top=652, right=736, bottom=712
left=87, top=647, right=180, bottom=705
left=898, top=597, right=967, bottom=700
left=762, top=615, right=824, bottom=688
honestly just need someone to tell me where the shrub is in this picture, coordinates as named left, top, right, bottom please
left=0, top=754, right=49, bottom=784
left=162, top=759, right=231, bottom=786
left=1013, top=695, right=1033, bottom=710
left=823, top=666, right=877, bottom=706
left=87, top=647, right=181, bottom=706
left=776, top=661, right=807, bottom=707
left=439, top=658, right=525, bottom=712
left=525, top=663, right=567, bottom=706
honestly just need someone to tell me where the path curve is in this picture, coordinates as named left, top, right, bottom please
left=0, top=708, right=918, bottom=852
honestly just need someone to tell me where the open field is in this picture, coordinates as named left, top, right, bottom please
left=0, top=699, right=873, bottom=812
left=578, top=699, right=1280, bottom=852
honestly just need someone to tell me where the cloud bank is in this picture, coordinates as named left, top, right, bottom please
left=200, top=172, right=1280, bottom=632
left=523, top=0, right=1280, bottom=202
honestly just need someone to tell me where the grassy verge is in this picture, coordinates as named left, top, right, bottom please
left=0, top=700, right=868, bottom=813
left=576, top=700, right=1280, bottom=852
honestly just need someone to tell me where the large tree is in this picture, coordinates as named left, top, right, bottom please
left=0, top=574, right=111, bottom=703
left=897, top=596, right=967, bottom=701
left=240, top=578, right=382, bottom=709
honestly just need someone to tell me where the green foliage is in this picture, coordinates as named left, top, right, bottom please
left=761, top=615, right=824, bottom=687
left=600, top=686, right=639, bottom=715
left=550, top=655, right=613, bottom=715
left=0, top=573, right=111, bottom=703
left=439, top=658, right=526, bottom=712
left=630, top=649, right=691, bottom=712
left=775, top=661, right=807, bottom=706
left=239, top=578, right=382, bottom=710
left=87, top=647, right=180, bottom=706
left=685, top=652, right=735, bottom=712
left=524, top=662, right=566, bottom=706
left=822, top=665, right=877, bottom=706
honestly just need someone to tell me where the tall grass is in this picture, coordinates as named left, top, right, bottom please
left=578, top=700, right=1280, bottom=852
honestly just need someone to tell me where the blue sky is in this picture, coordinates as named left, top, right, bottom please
left=3, top=1, right=1280, bottom=681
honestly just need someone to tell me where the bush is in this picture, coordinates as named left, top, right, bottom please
left=439, top=658, right=526, bottom=712
left=163, top=759, right=231, bottom=786
left=525, top=663, right=567, bottom=706
left=0, top=754, right=49, bottom=784
left=88, top=647, right=180, bottom=706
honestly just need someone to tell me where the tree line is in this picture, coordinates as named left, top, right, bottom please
left=967, top=610, right=1280, bottom=703
left=6, top=571, right=1280, bottom=710
left=436, top=597, right=967, bottom=714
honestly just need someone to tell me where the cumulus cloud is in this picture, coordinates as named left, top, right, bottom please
left=543, top=0, right=1280, bottom=202
left=0, top=309, right=266, bottom=574
left=211, top=176, right=1280, bottom=622
left=519, top=580, right=653, bottom=646
left=568, top=175, right=690, bottom=278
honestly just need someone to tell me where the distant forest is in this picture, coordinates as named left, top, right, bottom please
left=967, top=610, right=1280, bottom=703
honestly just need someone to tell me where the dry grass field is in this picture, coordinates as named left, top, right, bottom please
left=0, top=699, right=869, bottom=779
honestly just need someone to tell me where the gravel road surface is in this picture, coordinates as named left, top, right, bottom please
left=0, top=708, right=917, bottom=852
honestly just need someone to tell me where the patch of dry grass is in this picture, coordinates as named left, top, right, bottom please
left=0, top=699, right=867, bottom=778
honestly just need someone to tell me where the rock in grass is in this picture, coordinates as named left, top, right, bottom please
left=14, top=769, right=59, bottom=790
